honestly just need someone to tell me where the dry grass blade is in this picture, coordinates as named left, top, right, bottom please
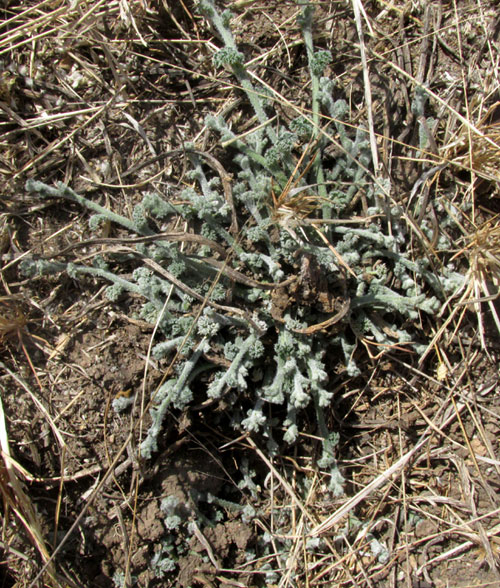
left=0, top=384, right=57, bottom=584
left=270, top=138, right=324, bottom=222
left=352, top=0, right=379, bottom=176
left=310, top=435, right=430, bottom=537
left=416, top=520, right=500, bottom=578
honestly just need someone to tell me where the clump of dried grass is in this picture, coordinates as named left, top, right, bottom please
left=459, top=217, right=500, bottom=348
left=445, top=101, right=500, bottom=188
left=439, top=101, right=500, bottom=348
left=0, top=296, right=27, bottom=348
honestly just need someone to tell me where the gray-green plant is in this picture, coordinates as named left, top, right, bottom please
left=23, top=0, right=463, bottom=505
